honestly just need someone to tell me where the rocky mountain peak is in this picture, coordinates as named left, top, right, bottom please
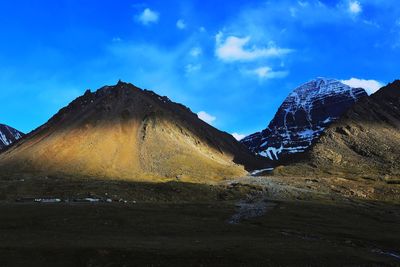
left=276, top=79, right=400, bottom=180
left=241, top=78, right=368, bottom=161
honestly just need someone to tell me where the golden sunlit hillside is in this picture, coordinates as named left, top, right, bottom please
left=0, top=81, right=266, bottom=183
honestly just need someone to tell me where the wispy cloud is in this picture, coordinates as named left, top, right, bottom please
left=215, top=32, right=292, bottom=62
left=190, top=47, right=202, bottom=57
left=297, top=1, right=309, bottom=8
left=136, top=8, right=159, bottom=25
left=185, top=63, right=202, bottom=73
left=231, top=132, right=246, bottom=141
left=348, top=1, right=362, bottom=14
left=112, top=37, right=122, bottom=42
left=248, top=66, right=289, bottom=80
left=197, top=111, right=216, bottom=125
left=176, top=19, right=186, bottom=29
left=341, top=78, right=383, bottom=95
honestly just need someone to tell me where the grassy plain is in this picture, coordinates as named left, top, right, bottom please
left=0, top=176, right=399, bottom=266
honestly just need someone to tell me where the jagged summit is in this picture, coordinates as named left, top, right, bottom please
left=0, top=124, right=24, bottom=150
left=241, top=78, right=367, bottom=161
left=289, top=78, right=360, bottom=99
left=38, top=81, right=192, bottom=132
left=0, top=81, right=266, bottom=182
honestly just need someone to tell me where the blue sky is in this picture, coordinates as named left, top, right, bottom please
left=0, top=0, right=399, bottom=138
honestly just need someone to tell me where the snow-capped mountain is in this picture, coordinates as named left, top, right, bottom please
left=0, top=124, right=24, bottom=150
left=241, top=78, right=368, bottom=161
left=279, top=80, right=400, bottom=179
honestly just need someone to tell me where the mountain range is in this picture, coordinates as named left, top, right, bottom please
left=0, top=78, right=399, bottom=182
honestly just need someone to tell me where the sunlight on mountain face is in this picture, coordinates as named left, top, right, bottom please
left=0, top=82, right=268, bottom=182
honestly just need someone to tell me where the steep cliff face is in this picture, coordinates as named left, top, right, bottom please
left=0, top=124, right=23, bottom=150
left=276, top=80, right=400, bottom=180
left=0, top=81, right=266, bottom=182
left=242, top=78, right=367, bottom=161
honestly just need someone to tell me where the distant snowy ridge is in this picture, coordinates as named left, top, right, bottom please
left=241, top=78, right=367, bottom=161
left=0, top=124, right=24, bottom=149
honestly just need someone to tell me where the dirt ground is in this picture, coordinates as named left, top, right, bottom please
left=0, top=176, right=399, bottom=266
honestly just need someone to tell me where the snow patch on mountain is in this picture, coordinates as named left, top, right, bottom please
left=0, top=124, right=24, bottom=149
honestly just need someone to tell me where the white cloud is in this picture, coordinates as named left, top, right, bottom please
left=189, top=47, right=202, bottom=57
left=341, top=78, right=383, bottom=95
left=349, top=1, right=362, bottom=14
left=231, top=133, right=247, bottom=141
left=176, top=19, right=186, bottom=29
left=197, top=111, right=216, bottom=125
left=215, top=32, right=292, bottom=62
left=185, top=64, right=202, bottom=73
left=137, top=8, right=159, bottom=25
left=248, top=66, right=289, bottom=80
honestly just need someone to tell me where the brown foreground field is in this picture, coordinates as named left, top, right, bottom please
left=0, top=177, right=399, bottom=266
